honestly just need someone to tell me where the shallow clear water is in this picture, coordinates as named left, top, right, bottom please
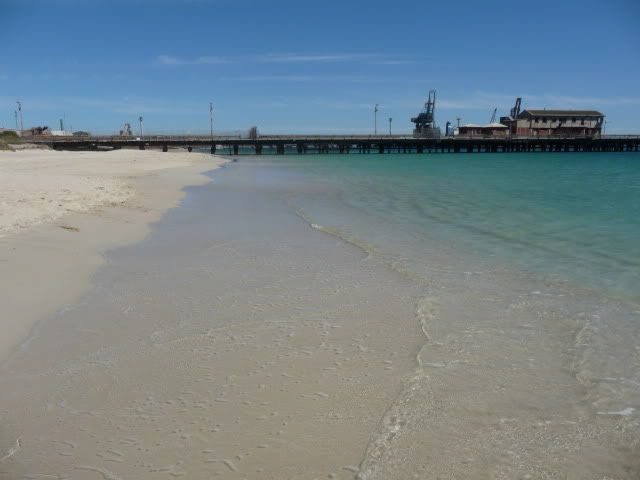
left=251, top=152, right=640, bottom=303
left=237, top=152, right=640, bottom=473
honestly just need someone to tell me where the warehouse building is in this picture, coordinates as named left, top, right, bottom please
left=500, top=108, right=604, bottom=137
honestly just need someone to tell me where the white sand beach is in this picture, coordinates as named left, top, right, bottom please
left=0, top=149, right=225, bottom=362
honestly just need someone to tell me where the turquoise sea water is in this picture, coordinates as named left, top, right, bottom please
left=253, top=152, right=640, bottom=303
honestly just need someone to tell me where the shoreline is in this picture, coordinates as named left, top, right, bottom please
left=0, top=149, right=226, bottom=365
left=0, top=157, right=425, bottom=479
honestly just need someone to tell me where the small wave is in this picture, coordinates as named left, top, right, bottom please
left=293, top=207, right=383, bottom=261
left=356, top=296, right=438, bottom=479
left=0, top=438, right=21, bottom=463
left=569, top=307, right=640, bottom=452
left=597, top=407, right=635, bottom=417
left=293, top=206, right=432, bottom=290
left=75, top=465, right=123, bottom=480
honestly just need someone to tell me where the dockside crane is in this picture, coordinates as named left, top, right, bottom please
left=411, top=90, right=441, bottom=138
left=119, top=122, right=133, bottom=136
left=510, top=97, right=522, bottom=119
left=489, top=107, right=497, bottom=124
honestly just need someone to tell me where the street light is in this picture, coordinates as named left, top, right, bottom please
left=374, top=104, right=379, bottom=136
left=138, top=116, right=144, bottom=138
left=389, top=117, right=392, bottom=136
left=209, top=102, right=214, bottom=140
left=16, top=101, right=23, bottom=131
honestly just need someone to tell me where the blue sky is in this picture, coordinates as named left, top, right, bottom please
left=1, top=0, right=639, bottom=134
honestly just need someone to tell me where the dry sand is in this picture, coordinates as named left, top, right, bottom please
left=0, top=148, right=225, bottom=362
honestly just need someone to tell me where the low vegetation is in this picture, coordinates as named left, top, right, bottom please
left=0, top=131, right=23, bottom=151
left=1, top=131, right=23, bottom=144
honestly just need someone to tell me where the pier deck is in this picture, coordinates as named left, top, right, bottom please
left=31, top=135, right=640, bottom=154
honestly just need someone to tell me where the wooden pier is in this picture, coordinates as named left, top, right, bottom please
left=33, top=134, right=640, bottom=155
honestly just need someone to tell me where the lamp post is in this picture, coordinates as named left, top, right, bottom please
left=138, top=116, right=144, bottom=138
left=16, top=101, right=23, bottom=132
left=374, top=104, right=379, bottom=136
left=389, top=117, right=392, bottom=136
left=209, top=102, right=214, bottom=140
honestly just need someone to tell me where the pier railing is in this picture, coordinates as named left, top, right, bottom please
left=25, top=133, right=640, bottom=142
left=25, top=133, right=640, bottom=154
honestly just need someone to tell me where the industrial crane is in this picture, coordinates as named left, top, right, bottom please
left=489, top=107, right=497, bottom=124
left=510, top=98, right=522, bottom=119
left=119, top=122, right=133, bottom=136
left=411, top=90, right=441, bottom=138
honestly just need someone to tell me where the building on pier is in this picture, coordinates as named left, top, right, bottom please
left=458, top=122, right=509, bottom=137
left=500, top=109, right=605, bottom=137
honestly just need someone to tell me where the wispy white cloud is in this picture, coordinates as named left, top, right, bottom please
left=287, top=91, right=640, bottom=122
left=154, top=54, right=230, bottom=65
left=254, top=53, right=365, bottom=63
left=367, top=59, right=419, bottom=66
left=255, top=99, right=373, bottom=110
left=0, top=95, right=203, bottom=115
left=153, top=52, right=419, bottom=66
left=254, top=53, right=420, bottom=65
left=220, top=75, right=318, bottom=82
left=421, top=91, right=640, bottom=112
left=62, top=96, right=204, bottom=115
left=523, top=93, right=640, bottom=108
left=219, top=74, right=411, bottom=83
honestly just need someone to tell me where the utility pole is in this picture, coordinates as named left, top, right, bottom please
left=209, top=102, right=214, bottom=140
left=14, top=110, right=19, bottom=130
left=138, top=116, right=144, bottom=138
left=16, top=101, right=23, bottom=132
left=374, top=104, right=379, bottom=136
left=389, top=117, right=392, bottom=136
